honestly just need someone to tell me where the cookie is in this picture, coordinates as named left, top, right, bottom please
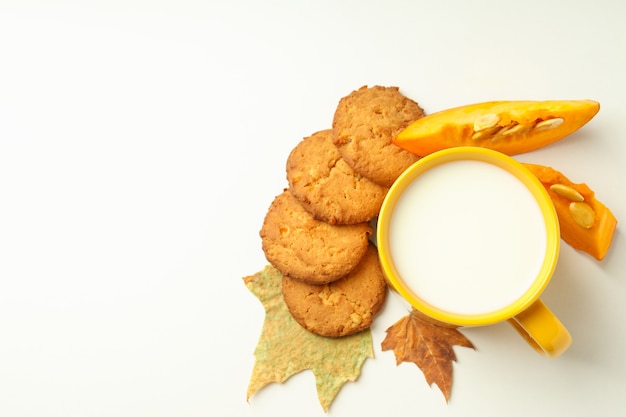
left=332, top=85, right=425, bottom=187
left=282, top=244, right=387, bottom=337
left=260, top=190, right=372, bottom=284
left=286, top=129, right=389, bottom=225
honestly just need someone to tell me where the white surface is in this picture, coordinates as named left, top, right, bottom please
left=388, top=160, right=547, bottom=315
left=0, top=1, right=624, bottom=416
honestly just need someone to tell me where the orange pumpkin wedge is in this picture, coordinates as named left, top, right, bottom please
left=524, top=163, right=617, bottom=261
left=394, top=100, right=600, bottom=156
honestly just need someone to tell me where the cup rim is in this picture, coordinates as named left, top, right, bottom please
left=377, top=147, right=560, bottom=327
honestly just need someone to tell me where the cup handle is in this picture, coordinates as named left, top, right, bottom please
left=508, top=299, right=572, bottom=358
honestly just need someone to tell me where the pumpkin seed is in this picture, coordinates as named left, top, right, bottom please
left=550, top=183, right=584, bottom=202
left=491, top=122, right=531, bottom=142
left=500, top=123, right=531, bottom=137
left=471, top=125, right=502, bottom=141
left=534, top=117, right=564, bottom=132
left=473, top=113, right=500, bottom=131
left=569, top=201, right=595, bottom=228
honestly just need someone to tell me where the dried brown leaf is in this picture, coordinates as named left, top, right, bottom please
left=381, top=309, right=475, bottom=402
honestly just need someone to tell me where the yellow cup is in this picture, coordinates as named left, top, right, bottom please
left=377, top=147, right=571, bottom=357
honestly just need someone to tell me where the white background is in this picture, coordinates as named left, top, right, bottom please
left=1, top=1, right=625, bottom=416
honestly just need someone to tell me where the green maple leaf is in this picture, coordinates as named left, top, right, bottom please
left=244, top=265, right=373, bottom=412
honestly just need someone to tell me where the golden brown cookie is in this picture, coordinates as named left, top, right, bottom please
left=282, top=244, right=387, bottom=337
left=286, top=129, right=389, bottom=225
left=332, top=85, right=425, bottom=187
left=260, top=190, right=372, bottom=285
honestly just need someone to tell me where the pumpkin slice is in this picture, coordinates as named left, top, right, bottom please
left=524, top=163, right=617, bottom=261
left=394, top=100, right=600, bottom=156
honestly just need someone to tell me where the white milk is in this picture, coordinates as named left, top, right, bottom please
left=388, top=160, right=547, bottom=316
